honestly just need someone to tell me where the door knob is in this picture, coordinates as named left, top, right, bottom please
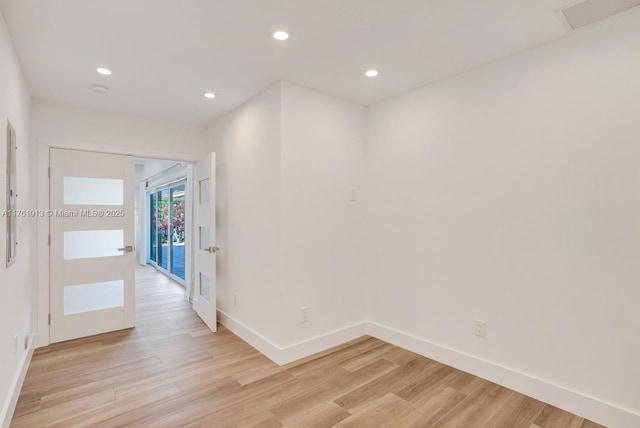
left=206, top=246, right=220, bottom=253
left=118, top=245, right=134, bottom=252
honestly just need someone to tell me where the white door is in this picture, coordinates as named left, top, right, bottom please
left=193, top=153, right=217, bottom=332
left=50, top=148, right=135, bottom=343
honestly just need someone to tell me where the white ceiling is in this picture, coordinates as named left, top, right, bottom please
left=0, top=0, right=596, bottom=124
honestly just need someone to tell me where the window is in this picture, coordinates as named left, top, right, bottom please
left=6, top=121, right=17, bottom=267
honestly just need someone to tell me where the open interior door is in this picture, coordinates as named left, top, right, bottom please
left=193, top=152, right=217, bottom=332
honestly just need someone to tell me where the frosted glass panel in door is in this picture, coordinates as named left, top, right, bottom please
left=199, top=227, right=210, bottom=250
left=64, top=177, right=124, bottom=205
left=64, top=229, right=124, bottom=260
left=64, top=280, right=124, bottom=315
left=199, top=179, right=210, bottom=204
left=200, top=273, right=211, bottom=302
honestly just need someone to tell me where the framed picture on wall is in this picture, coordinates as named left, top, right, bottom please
left=6, top=120, right=17, bottom=267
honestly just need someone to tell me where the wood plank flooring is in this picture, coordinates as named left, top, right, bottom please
left=12, top=266, right=604, bottom=427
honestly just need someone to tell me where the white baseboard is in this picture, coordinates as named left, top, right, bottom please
left=5, top=319, right=636, bottom=427
left=216, top=313, right=638, bottom=427
left=366, top=322, right=640, bottom=428
left=216, top=310, right=367, bottom=366
left=1, top=334, right=36, bottom=428
left=217, top=310, right=285, bottom=364
left=278, top=322, right=368, bottom=364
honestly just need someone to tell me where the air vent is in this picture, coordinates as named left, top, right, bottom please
left=563, top=0, right=640, bottom=29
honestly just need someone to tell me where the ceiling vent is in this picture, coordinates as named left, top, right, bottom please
left=562, top=0, right=640, bottom=29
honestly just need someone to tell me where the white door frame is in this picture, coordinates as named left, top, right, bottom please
left=36, top=137, right=202, bottom=347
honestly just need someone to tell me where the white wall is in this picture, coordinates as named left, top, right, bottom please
left=280, top=82, right=366, bottom=345
left=366, top=12, right=640, bottom=426
left=0, top=10, right=34, bottom=426
left=139, top=159, right=180, bottom=182
left=208, top=83, right=283, bottom=344
left=134, top=163, right=144, bottom=263
left=31, top=99, right=208, bottom=160
left=208, top=82, right=367, bottom=354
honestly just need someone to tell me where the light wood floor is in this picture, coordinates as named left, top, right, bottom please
left=12, top=266, right=604, bottom=427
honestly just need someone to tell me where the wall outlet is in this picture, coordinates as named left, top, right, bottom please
left=301, top=307, right=309, bottom=324
left=24, top=332, right=30, bottom=350
left=474, top=320, right=486, bottom=338
left=233, top=293, right=238, bottom=307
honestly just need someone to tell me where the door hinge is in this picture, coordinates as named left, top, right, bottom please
left=48, top=167, right=51, bottom=178
left=48, top=236, right=51, bottom=246
left=48, top=314, right=51, bottom=325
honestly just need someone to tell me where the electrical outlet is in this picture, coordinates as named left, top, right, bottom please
left=349, top=188, right=358, bottom=202
left=301, top=307, right=309, bottom=324
left=474, top=320, right=486, bottom=338
left=24, top=332, right=30, bottom=350
left=233, top=293, right=238, bottom=307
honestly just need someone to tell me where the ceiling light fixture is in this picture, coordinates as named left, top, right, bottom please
left=365, top=69, right=379, bottom=77
left=204, top=92, right=216, bottom=99
left=273, top=31, right=289, bottom=41
left=96, top=67, right=112, bottom=75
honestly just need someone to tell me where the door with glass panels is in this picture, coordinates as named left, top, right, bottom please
left=147, top=180, right=187, bottom=284
left=50, top=148, right=135, bottom=343
left=194, top=153, right=217, bottom=332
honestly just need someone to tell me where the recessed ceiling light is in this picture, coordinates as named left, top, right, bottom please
left=273, top=31, right=289, bottom=41
left=96, top=67, right=112, bottom=76
left=90, top=84, right=109, bottom=93
left=204, top=92, right=216, bottom=99
left=365, top=69, right=379, bottom=77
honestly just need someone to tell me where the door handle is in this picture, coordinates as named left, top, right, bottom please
left=206, top=246, right=220, bottom=253
left=118, top=245, right=134, bottom=252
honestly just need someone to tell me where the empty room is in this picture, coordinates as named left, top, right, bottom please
left=0, top=0, right=638, bottom=427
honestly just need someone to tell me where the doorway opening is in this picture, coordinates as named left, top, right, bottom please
left=147, top=179, right=187, bottom=283
left=43, top=146, right=217, bottom=346
left=134, top=158, right=193, bottom=294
